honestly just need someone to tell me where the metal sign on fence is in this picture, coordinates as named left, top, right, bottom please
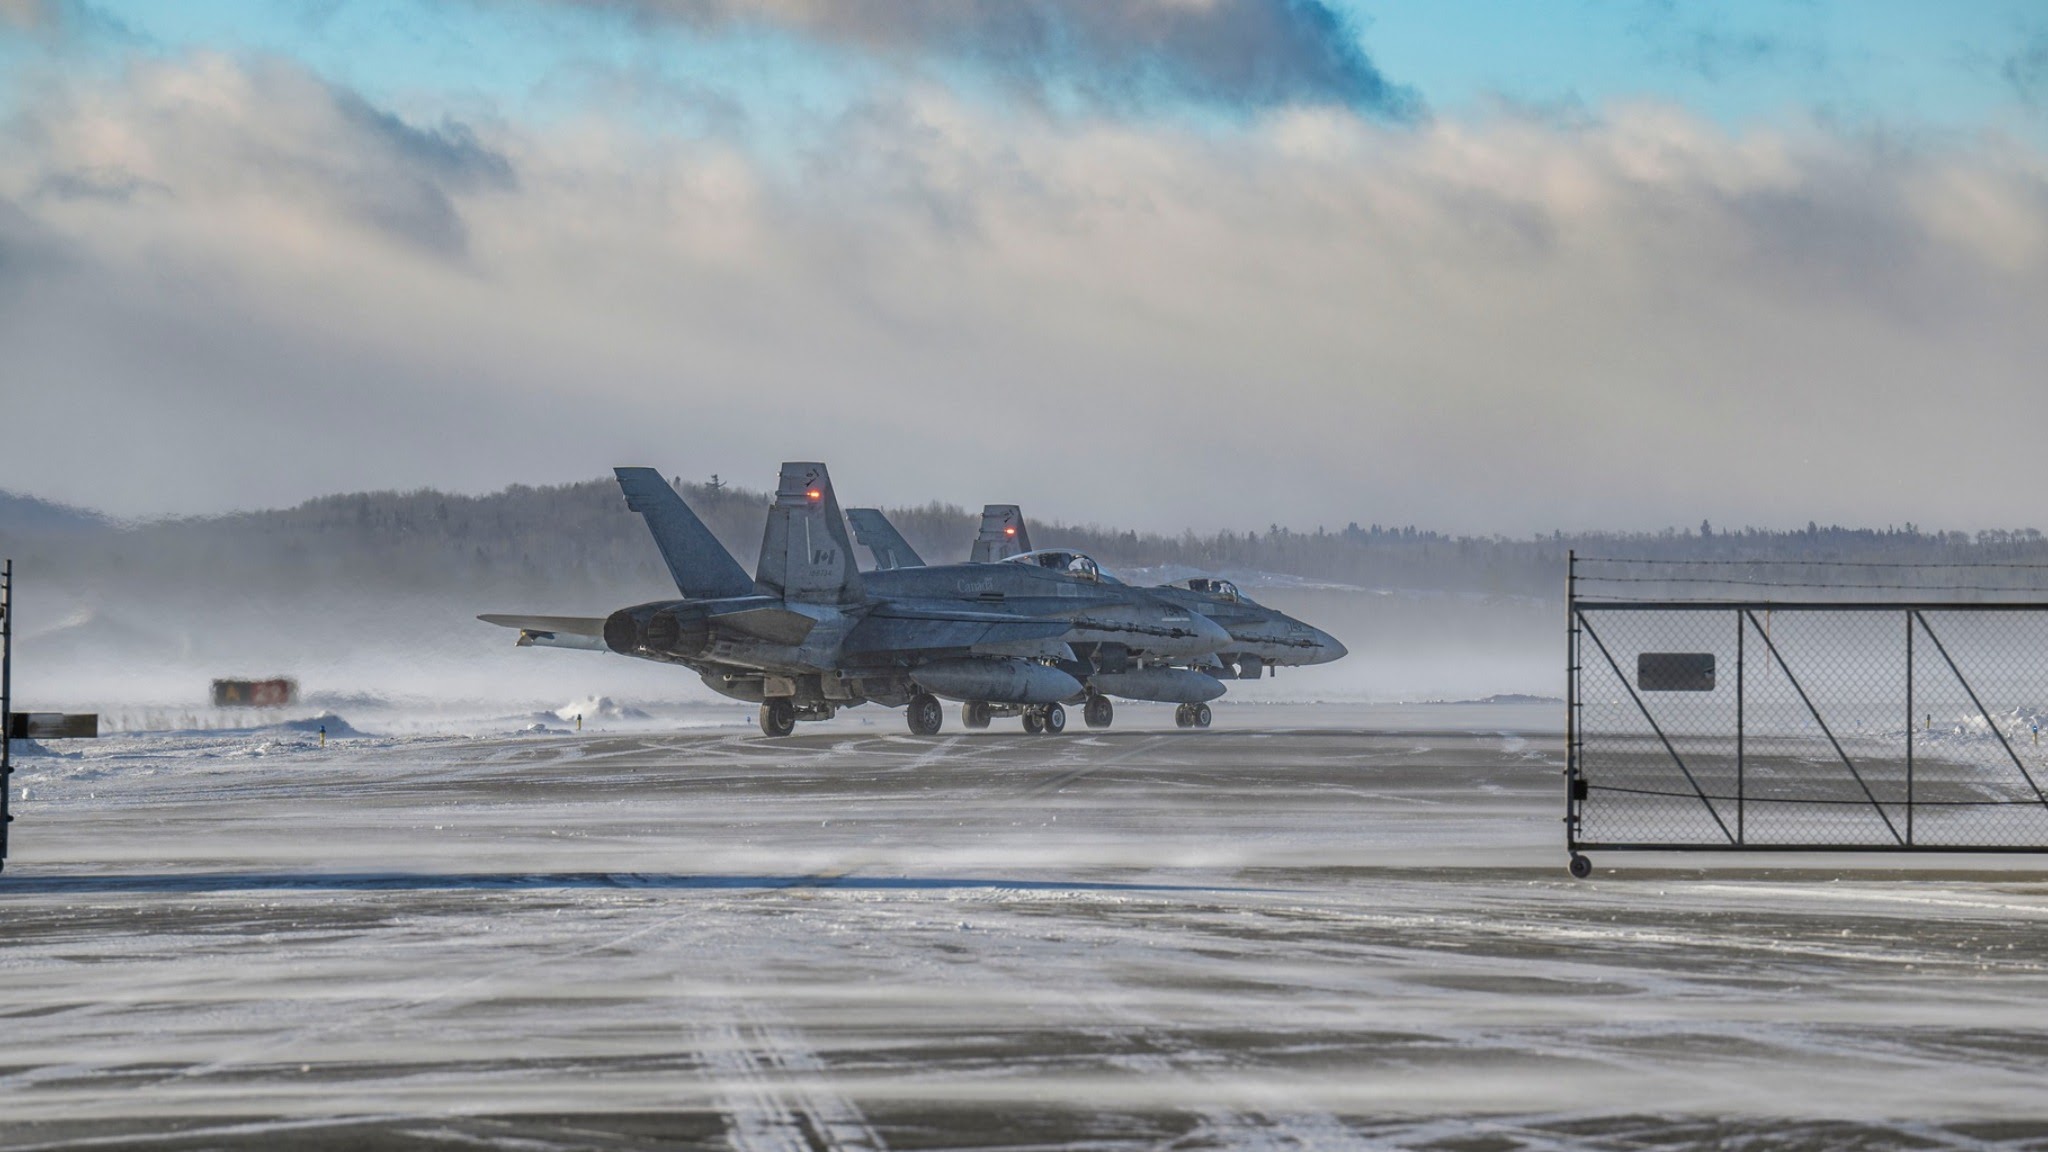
left=1566, top=552, right=2048, bottom=876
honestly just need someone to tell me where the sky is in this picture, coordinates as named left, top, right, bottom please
left=2, top=0, right=2046, bottom=534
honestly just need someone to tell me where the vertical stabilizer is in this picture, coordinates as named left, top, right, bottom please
left=613, top=467, right=755, bottom=600
left=846, top=508, right=927, bottom=570
left=758, top=463, right=865, bottom=604
left=971, top=505, right=1032, bottom=563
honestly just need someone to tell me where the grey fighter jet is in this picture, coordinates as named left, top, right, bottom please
left=966, top=506, right=1348, bottom=692
left=844, top=504, right=1348, bottom=729
left=849, top=504, right=1232, bottom=728
left=482, top=464, right=1231, bottom=737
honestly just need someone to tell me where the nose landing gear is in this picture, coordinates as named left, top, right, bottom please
left=1021, top=703, right=1066, bottom=734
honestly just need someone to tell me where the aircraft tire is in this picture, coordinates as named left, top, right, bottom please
left=1041, top=702, right=1066, bottom=735
left=907, top=693, right=945, bottom=736
left=759, top=699, right=796, bottom=737
left=1083, top=694, right=1114, bottom=728
left=1193, top=702, right=1212, bottom=729
left=963, top=701, right=992, bottom=729
left=1174, top=704, right=1194, bottom=729
left=1022, top=710, right=1044, bottom=734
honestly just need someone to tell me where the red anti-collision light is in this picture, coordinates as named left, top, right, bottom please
left=1004, top=526, right=1016, bottom=536
left=806, top=489, right=822, bottom=501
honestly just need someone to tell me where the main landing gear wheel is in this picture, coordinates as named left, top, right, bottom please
left=1083, top=694, right=1114, bottom=728
left=1568, top=854, right=1593, bottom=880
left=1193, top=702, right=1212, bottom=729
left=1022, top=709, right=1044, bottom=734
left=962, top=701, right=992, bottom=729
left=759, top=698, right=796, bottom=737
left=907, top=692, right=944, bottom=736
left=1040, top=702, right=1066, bottom=735
left=1174, top=704, right=1194, bottom=728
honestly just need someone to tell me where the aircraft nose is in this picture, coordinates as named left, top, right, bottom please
left=1155, top=608, right=1232, bottom=657
left=1310, top=627, right=1348, bottom=664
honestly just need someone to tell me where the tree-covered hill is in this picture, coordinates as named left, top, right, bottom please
left=5, top=477, right=2048, bottom=605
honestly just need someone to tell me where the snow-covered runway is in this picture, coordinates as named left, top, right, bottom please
left=4, top=703, right=2048, bottom=1149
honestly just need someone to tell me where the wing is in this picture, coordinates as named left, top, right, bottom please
left=478, top=614, right=611, bottom=652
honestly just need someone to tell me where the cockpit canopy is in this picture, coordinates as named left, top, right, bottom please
left=1003, top=549, right=1103, bottom=582
left=1184, top=577, right=1242, bottom=602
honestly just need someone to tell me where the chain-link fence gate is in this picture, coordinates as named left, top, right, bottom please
left=1566, top=556, right=2048, bottom=876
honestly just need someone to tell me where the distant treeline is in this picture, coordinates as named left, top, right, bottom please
left=5, top=482, right=2048, bottom=605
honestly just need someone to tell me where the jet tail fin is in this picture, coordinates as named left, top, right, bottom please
left=846, top=508, right=926, bottom=570
left=614, top=467, right=755, bottom=600
left=757, top=462, right=865, bottom=604
left=971, top=504, right=1032, bottom=563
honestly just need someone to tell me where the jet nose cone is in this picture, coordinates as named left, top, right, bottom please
left=1148, top=606, right=1232, bottom=658
left=1187, top=610, right=1233, bottom=650
left=1307, top=627, right=1347, bottom=664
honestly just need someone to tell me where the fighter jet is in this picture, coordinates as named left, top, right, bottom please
left=482, top=464, right=1231, bottom=737
left=844, top=504, right=1348, bottom=728
left=964, top=506, right=1349, bottom=692
left=848, top=505, right=1235, bottom=728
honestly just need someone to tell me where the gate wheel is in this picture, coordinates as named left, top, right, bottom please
left=1568, top=854, right=1592, bottom=880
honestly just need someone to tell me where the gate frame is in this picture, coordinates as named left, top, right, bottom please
left=1565, top=552, right=2048, bottom=875
left=1, top=559, right=11, bottom=875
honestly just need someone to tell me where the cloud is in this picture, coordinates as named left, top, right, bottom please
left=0, top=0, right=51, bottom=28
left=556, top=0, right=1420, bottom=117
left=12, top=54, right=514, bottom=259
left=35, top=166, right=170, bottom=202
left=2008, top=32, right=2048, bottom=111
left=0, top=191, right=66, bottom=283
left=1, top=55, right=2046, bottom=535
left=1628, top=1, right=1827, bottom=85
left=0, top=0, right=143, bottom=43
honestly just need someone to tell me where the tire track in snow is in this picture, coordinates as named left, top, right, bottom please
left=1014, top=734, right=1178, bottom=801
left=1075, top=952, right=1377, bottom=1149
left=698, top=1005, right=886, bottom=1152
left=0, top=891, right=722, bottom=1104
left=1113, top=1051, right=1377, bottom=1150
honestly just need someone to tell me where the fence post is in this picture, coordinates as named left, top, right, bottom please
left=1565, top=550, right=1578, bottom=849
left=1, top=559, right=12, bottom=874
left=1736, top=606, right=1744, bottom=846
left=1905, top=608, right=1914, bottom=847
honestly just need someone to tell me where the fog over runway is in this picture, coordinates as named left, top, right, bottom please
left=3, top=702, right=2048, bottom=1149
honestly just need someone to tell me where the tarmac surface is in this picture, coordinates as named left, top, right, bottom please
left=4, top=702, right=2048, bottom=1149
